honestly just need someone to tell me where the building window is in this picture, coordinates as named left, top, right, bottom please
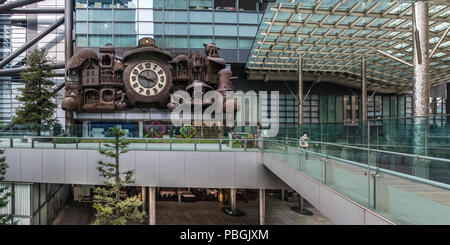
left=76, top=0, right=87, bottom=8
left=114, top=0, right=138, bottom=8
left=303, top=94, right=319, bottom=124
left=88, top=0, right=113, bottom=8
left=215, top=0, right=236, bottom=11
left=238, top=0, right=258, bottom=11
left=344, top=95, right=359, bottom=125
left=189, top=0, right=212, bottom=10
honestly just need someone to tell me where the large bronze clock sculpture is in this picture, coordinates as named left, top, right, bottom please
left=123, top=59, right=171, bottom=106
left=62, top=37, right=237, bottom=134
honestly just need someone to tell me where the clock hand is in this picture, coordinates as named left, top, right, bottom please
left=138, top=74, right=152, bottom=81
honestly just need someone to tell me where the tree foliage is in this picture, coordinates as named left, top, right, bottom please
left=92, top=126, right=146, bottom=225
left=0, top=149, right=16, bottom=225
left=13, top=48, right=57, bottom=135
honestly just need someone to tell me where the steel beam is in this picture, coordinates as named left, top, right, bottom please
left=430, top=26, right=450, bottom=59
left=361, top=57, right=368, bottom=121
left=0, top=8, right=65, bottom=14
left=376, top=50, right=413, bottom=67
left=0, top=17, right=64, bottom=69
left=0, top=63, right=65, bottom=76
left=298, top=55, right=303, bottom=125
left=0, top=0, right=44, bottom=11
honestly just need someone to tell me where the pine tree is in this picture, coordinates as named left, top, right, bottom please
left=92, top=126, right=146, bottom=225
left=13, top=48, right=57, bottom=136
left=0, top=149, right=16, bottom=225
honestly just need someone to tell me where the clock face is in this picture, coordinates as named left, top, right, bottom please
left=129, top=61, right=167, bottom=97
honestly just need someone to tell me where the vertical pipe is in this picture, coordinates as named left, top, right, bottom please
left=65, top=0, right=73, bottom=64
left=412, top=1, right=430, bottom=178
left=361, top=57, right=368, bottom=122
left=230, top=188, right=237, bottom=215
left=446, top=83, right=450, bottom=124
left=149, top=187, right=156, bottom=225
left=298, top=54, right=303, bottom=125
left=259, top=189, right=265, bottom=225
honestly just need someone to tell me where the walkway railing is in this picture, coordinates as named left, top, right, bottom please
left=0, top=136, right=262, bottom=152
left=263, top=139, right=450, bottom=225
left=2, top=131, right=450, bottom=224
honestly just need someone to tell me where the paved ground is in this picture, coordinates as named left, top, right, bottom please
left=53, top=196, right=333, bottom=225
left=52, top=201, right=95, bottom=225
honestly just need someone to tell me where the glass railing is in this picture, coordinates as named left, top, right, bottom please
left=276, top=115, right=450, bottom=158
left=263, top=139, right=450, bottom=225
left=1, top=115, right=449, bottom=153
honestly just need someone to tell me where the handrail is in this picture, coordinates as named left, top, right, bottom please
left=265, top=141, right=450, bottom=191
left=308, top=140, right=450, bottom=163
left=270, top=138, right=450, bottom=163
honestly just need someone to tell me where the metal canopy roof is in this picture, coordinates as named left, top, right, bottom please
left=246, top=0, right=450, bottom=93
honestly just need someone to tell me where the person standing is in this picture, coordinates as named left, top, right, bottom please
left=299, top=132, right=310, bottom=159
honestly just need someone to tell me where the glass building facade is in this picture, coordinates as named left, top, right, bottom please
left=74, top=0, right=266, bottom=62
left=0, top=14, right=11, bottom=123
left=0, top=0, right=66, bottom=125
left=72, top=0, right=448, bottom=126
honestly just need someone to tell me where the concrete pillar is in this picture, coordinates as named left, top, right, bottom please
left=230, top=188, right=237, bottom=215
left=281, top=187, right=285, bottom=201
left=139, top=121, right=144, bottom=138
left=412, top=1, right=430, bottom=178
left=298, top=55, right=304, bottom=125
left=361, top=57, right=368, bottom=122
left=149, top=187, right=156, bottom=225
left=259, top=189, right=265, bottom=225
left=412, top=0, right=431, bottom=119
left=141, top=186, right=147, bottom=211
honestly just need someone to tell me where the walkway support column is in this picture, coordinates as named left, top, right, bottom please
left=361, top=57, right=368, bottom=122
left=141, top=186, right=147, bottom=211
left=230, top=188, right=237, bottom=215
left=291, top=193, right=313, bottom=216
left=149, top=187, right=156, bottom=225
left=259, top=189, right=265, bottom=225
left=412, top=1, right=430, bottom=178
left=298, top=55, right=303, bottom=125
